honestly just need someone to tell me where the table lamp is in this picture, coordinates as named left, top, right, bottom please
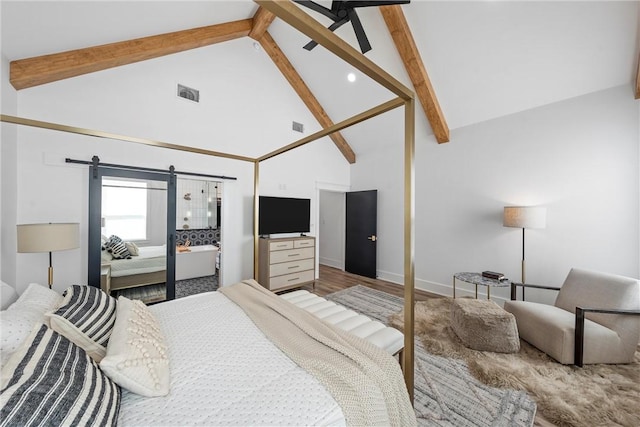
left=17, top=223, right=80, bottom=289
left=503, top=206, right=546, bottom=286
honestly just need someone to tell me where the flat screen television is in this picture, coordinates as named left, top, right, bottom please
left=259, top=196, right=310, bottom=235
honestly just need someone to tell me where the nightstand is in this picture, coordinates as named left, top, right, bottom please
left=100, top=264, right=111, bottom=294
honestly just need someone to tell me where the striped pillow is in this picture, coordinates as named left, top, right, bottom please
left=109, top=241, right=131, bottom=260
left=0, top=324, right=120, bottom=427
left=47, top=285, right=117, bottom=362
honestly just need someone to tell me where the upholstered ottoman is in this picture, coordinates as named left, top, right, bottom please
left=450, top=298, right=520, bottom=353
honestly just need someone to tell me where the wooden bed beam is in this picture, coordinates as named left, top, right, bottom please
left=380, top=5, right=450, bottom=143
left=0, top=114, right=255, bottom=163
left=258, top=97, right=403, bottom=162
left=256, top=32, right=356, bottom=164
left=254, top=0, right=415, bottom=401
left=10, top=19, right=252, bottom=90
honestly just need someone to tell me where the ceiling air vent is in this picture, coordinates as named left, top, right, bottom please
left=177, top=84, right=199, bottom=103
left=292, top=121, right=304, bottom=133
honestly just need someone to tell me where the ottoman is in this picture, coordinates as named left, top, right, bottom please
left=450, top=298, right=520, bottom=353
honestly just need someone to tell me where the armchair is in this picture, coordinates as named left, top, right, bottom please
left=504, top=268, right=640, bottom=366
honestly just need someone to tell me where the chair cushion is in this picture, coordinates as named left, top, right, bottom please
left=504, top=300, right=629, bottom=364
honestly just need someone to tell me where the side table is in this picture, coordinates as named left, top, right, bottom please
left=453, top=272, right=511, bottom=300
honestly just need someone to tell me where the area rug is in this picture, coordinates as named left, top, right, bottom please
left=326, top=285, right=537, bottom=426
left=387, top=296, right=640, bottom=427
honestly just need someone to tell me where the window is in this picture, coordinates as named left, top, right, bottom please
left=101, top=179, right=147, bottom=241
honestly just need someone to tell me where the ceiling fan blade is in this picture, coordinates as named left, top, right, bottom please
left=348, top=9, right=372, bottom=53
left=293, top=1, right=340, bottom=21
left=345, top=0, right=410, bottom=8
left=303, top=17, right=350, bottom=51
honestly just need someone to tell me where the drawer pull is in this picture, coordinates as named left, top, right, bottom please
left=288, top=265, right=299, bottom=269
left=288, top=277, right=300, bottom=282
left=288, top=254, right=300, bottom=257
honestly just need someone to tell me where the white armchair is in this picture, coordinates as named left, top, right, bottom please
left=504, top=268, right=640, bottom=366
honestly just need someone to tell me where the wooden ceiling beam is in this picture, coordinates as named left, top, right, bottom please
left=256, top=0, right=413, bottom=100
left=10, top=19, right=252, bottom=90
left=380, top=5, right=449, bottom=143
left=249, top=6, right=276, bottom=40
left=258, top=31, right=356, bottom=164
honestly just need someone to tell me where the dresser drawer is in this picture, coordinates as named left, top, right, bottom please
left=294, top=239, right=315, bottom=248
left=269, top=240, right=293, bottom=251
left=270, top=270, right=315, bottom=290
left=270, top=258, right=314, bottom=277
left=270, top=247, right=314, bottom=264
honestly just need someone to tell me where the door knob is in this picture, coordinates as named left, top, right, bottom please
left=367, top=235, right=377, bottom=242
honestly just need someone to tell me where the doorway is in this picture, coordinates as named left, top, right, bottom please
left=317, top=187, right=378, bottom=279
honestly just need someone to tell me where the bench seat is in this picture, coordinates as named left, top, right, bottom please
left=281, top=289, right=404, bottom=356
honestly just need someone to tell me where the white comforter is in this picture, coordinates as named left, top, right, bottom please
left=118, top=291, right=345, bottom=426
left=109, top=245, right=166, bottom=278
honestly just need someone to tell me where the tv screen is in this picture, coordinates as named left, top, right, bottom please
left=259, top=196, right=310, bottom=235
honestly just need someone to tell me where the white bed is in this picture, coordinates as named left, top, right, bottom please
left=103, top=245, right=166, bottom=292
left=0, top=282, right=415, bottom=427
left=118, top=291, right=345, bottom=426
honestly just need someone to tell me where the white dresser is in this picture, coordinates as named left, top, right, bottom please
left=258, top=236, right=315, bottom=292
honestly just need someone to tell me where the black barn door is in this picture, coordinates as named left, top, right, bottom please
left=345, top=190, right=377, bottom=278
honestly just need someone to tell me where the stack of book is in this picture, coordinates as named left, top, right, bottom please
left=482, top=271, right=505, bottom=281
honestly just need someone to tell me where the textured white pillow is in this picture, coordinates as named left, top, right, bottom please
left=0, top=281, right=18, bottom=310
left=100, top=296, right=170, bottom=397
left=0, top=283, right=62, bottom=366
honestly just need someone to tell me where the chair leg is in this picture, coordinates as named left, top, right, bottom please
left=575, top=308, right=585, bottom=367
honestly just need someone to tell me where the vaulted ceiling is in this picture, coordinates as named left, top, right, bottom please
left=2, top=1, right=639, bottom=163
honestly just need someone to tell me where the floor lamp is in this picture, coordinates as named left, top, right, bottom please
left=17, top=223, right=80, bottom=289
left=503, top=207, right=546, bottom=298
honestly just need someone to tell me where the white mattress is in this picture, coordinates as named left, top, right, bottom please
left=110, top=245, right=166, bottom=277
left=118, top=291, right=345, bottom=426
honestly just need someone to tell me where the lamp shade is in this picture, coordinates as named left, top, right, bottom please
left=503, top=207, right=546, bottom=229
left=17, top=223, right=80, bottom=253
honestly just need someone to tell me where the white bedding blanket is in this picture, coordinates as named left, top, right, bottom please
left=109, top=245, right=166, bottom=278
left=118, top=291, right=345, bottom=426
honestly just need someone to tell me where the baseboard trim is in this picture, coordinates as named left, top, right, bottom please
left=376, top=269, right=508, bottom=306
left=319, top=258, right=342, bottom=270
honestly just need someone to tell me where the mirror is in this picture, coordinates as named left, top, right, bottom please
left=176, top=179, right=221, bottom=230
left=89, top=166, right=176, bottom=303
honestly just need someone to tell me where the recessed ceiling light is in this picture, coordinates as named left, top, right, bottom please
left=253, top=42, right=261, bottom=51
left=347, top=72, right=356, bottom=83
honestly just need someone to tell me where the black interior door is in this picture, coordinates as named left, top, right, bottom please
left=345, top=190, right=377, bottom=278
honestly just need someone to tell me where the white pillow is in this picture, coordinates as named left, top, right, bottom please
left=0, top=281, right=18, bottom=310
left=100, top=296, right=170, bottom=397
left=0, top=283, right=62, bottom=366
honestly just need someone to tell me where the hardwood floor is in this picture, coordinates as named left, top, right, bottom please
left=297, top=264, right=440, bottom=300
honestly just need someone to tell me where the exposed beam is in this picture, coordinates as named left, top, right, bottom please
left=258, top=97, right=404, bottom=162
left=636, top=52, right=640, bottom=99
left=256, top=0, right=413, bottom=100
left=249, top=6, right=276, bottom=40
left=380, top=5, right=449, bottom=143
left=0, top=115, right=255, bottom=163
left=258, top=31, right=356, bottom=164
left=10, top=19, right=252, bottom=90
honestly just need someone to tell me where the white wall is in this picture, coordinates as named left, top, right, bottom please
left=319, top=190, right=346, bottom=269
left=1, top=53, right=18, bottom=287
left=4, top=37, right=351, bottom=294
left=350, top=85, right=640, bottom=305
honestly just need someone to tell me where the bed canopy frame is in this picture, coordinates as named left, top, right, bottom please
left=1, top=0, right=416, bottom=401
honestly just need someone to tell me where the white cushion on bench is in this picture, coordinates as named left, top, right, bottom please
left=281, top=290, right=404, bottom=355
